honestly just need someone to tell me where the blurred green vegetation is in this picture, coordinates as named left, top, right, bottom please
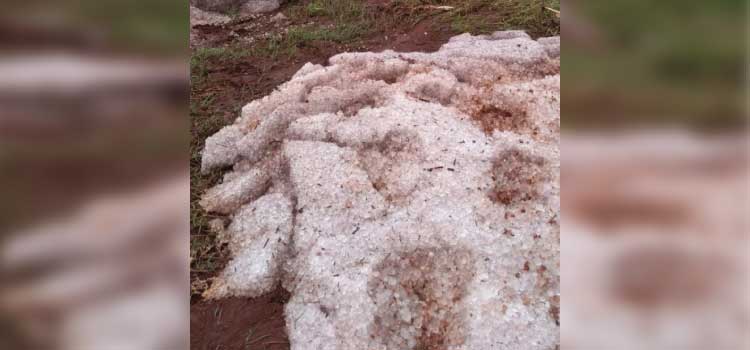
left=564, top=0, right=747, bottom=129
left=74, top=0, right=188, bottom=53
left=4, top=0, right=188, bottom=54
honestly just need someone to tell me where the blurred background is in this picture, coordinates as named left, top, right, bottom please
left=562, top=0, right=749, bottom=349
left=564, top=0, right=746, bottom=129
left=0, top=0, right=189, bottom=349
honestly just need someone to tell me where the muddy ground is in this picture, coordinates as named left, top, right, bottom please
left=190, top=1, right=559, bottom=348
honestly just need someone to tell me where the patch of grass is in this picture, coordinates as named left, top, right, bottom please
left=282, top=0, right=559, bottom=60
left=199, top=92, right=217, bottom=109
left=286, top=0, right=373, bottom=46
left=73, top=0, right=188, bottom=53
left=225, top=6, right=241, bottom=19
left=288, top=24, right=366, bottom=44
left=193, top=46, right=253, bottom=63
left=191, top=46, right=253, bottom=84
left=304, top=0, right=368, bottom=22
left=450, top=0, right=560, bottom=36
left=388, top=0, right=560, bottom=37
left=253, top=35, right=292, bottom=59
left=190, top=87, right=230, bottom=296
left=254, top=24, right=367, bottom=59
left=305, top=1, right=326, bottom=16
left=190, top=163, right=226, bottom=297
left=288, top=0, right=368, bottom=23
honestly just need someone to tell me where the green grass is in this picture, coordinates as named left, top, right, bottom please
left=192, top=46, right=253, bottom=65
left=387, top=0, right=560, bottom=36
left=277, top=0, right=560, bottom=60
left=3, top=0, right=187, bottom=54
left=254, top=24, right=368, bottom=58
left=303, top=0, right=368, bottom=22
left=190, top=22, right=367, bottom=67
left=564, top=0, right=746, bottom=128
left=189, top=102, right=230, bottom=296
left=288, top=24, right=366, bottom=43
left=72, top=0, right=188, bottom=53
left=190, top=85, right=230, bottom=295
left=225, top=6, right=242, bottom=19
left=191, top=46, right=253, bottom=84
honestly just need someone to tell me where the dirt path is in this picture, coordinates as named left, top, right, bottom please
left=191, top=287, right=290, bottom=350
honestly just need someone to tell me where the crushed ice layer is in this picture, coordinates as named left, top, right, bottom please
left=200, top=31, right=560, bottom=350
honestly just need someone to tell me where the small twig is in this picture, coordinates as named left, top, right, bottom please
left=191, top=268, right=216, bottom=273
left=244, top=334, right=272, bottom=346
left=419, top=5, right=454, bottom=11
left=544, top=7, right=560, bottom=17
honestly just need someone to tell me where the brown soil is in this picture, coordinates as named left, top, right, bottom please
left=366, top=19, right=454, bottom=53
left=191, top=287, right=291, bottom=350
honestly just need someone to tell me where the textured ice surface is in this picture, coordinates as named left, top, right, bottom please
left=201, top=31, right=560, bottom=349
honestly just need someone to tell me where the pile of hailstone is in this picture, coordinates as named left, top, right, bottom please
left=200, top=30, right=560, bottom=350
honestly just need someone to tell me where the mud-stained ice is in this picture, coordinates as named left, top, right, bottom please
left=200, top=31, right=560, bottom=350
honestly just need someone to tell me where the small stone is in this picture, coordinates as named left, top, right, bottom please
left=190, top=6, right=231, bottom=26
left=271, top=12, right=288, bottom=22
